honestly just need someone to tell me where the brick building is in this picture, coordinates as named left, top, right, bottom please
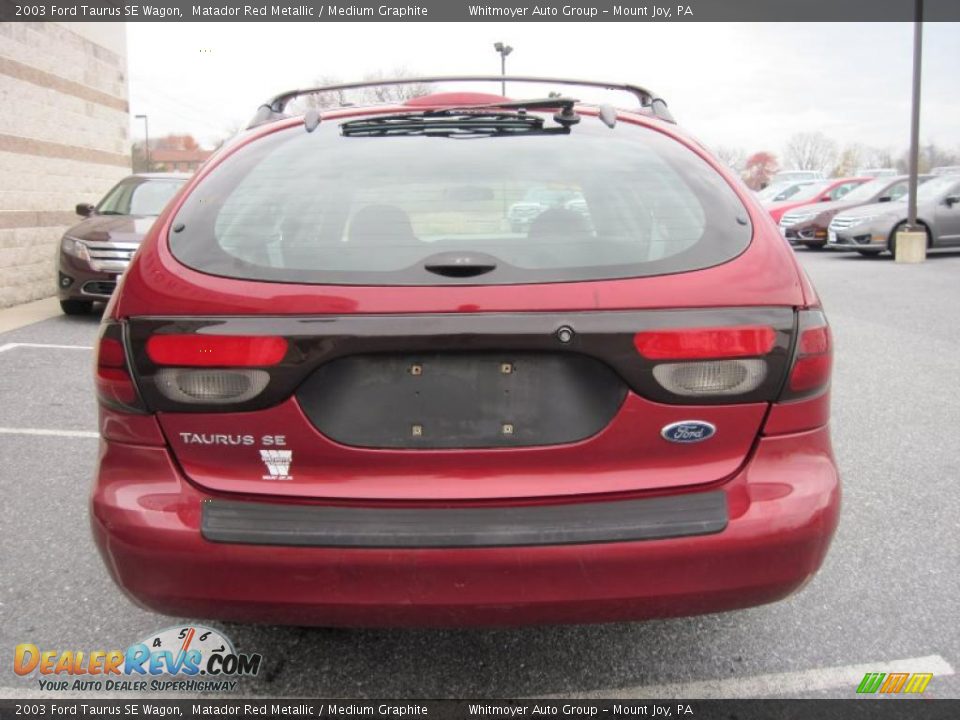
left=0, top=22, right=130, bottom=308
left=150, top=147, right=211, bottom=173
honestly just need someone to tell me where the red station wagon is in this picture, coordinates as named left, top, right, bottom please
left=90, top=77, right=840, bottom=627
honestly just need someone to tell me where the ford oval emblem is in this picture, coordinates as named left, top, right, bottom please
left=661, top=420, right=716, bottom=444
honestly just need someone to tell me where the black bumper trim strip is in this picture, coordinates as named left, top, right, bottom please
left=201, top=492, right=728, bottom=548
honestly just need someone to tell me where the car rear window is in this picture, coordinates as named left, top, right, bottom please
left=169, top=116, right=752, bottom=285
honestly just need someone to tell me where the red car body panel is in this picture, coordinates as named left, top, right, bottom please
left=91, top=424, right=839, bottom=627
left=91, top=94, right=840, bottom=627
left=157, top=396, right=768, bottom=500
left=766, top=177, right=868, bottom=223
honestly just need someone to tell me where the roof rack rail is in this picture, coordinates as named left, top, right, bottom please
left=247, top=75, right=674, bottom=129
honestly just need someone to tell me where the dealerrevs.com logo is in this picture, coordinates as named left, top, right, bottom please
left=14, top=625, right=262, bottom=692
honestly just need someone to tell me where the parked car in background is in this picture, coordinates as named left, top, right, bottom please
left=827, top=174, right=960, bottom=256
left=755, top=180, right=815, bottom=203
left=769, top=170, right=824, bottom=184
left=778, top=175, right=923, bottom=249
left=764, top=177, right=868, bottom=224
left=856, top=168, right=897, bottom=178
left=506, top=186, right=588, bottom=232
left=930, top=166, right=960, bottom=176
left=90, top=77, right=839, bottom=628
left=57, top=173, right=188, bottom=314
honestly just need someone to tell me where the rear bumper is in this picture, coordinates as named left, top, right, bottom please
left=91, top=426, right=840, bottom=627
left=201, top=492, right=729, bottom=548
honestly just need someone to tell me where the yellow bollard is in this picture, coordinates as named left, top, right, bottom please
left=894, top=230, right=927, bottom=263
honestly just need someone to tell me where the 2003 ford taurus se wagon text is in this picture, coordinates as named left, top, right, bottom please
left=90, top=77, right=840, bottom=627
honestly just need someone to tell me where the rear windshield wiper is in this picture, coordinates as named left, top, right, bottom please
left=341, top=97, right=581, bottom=138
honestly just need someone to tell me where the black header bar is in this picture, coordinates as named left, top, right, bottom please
left=3, top=0, right=960, bottom=22
left=1, top=699, right=960, bottom=719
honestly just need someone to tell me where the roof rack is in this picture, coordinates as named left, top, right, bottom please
left=247, top=75, right=674, bottom=128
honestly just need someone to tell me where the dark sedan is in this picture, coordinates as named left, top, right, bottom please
left=57, top=173, right=188, bottom=314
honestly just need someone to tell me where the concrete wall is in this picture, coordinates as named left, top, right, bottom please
left=0, top=22, right=130, bottom=308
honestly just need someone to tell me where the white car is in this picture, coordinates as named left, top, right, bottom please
left=770, top=170, right=824, bottom=184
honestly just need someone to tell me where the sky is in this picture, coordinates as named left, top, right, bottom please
left=126, top=22, right=960, bottom=159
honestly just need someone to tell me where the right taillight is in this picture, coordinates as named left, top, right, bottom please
left=652, top=358, right=767, bottom=396
left=96, top=323, right=146, bottom=413
left=781, top=310, right=832, bottom=400
left=635, top=325, right=777, bottom=398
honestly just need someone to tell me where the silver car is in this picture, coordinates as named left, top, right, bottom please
left=827, top=175, right=960, bottom=256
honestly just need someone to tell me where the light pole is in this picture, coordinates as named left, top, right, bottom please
left=906, top=0, right=922, bottom=232
left=896, top=0, right=926, bottom=262
left=493, top=42, right=513, bottom=96
left=135, top=114, right=150, bottom=172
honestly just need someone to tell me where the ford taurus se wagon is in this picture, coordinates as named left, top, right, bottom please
left=90, top=77, right=840, bottom=627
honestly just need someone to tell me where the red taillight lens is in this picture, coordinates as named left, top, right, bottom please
left=789, top=354, right=831, bottom=393
left=146, top=335, right=288, bottom=367
left=96, top=332, right=143, bottom=411
left=797, top=326, right=830, bottom=355
left=785, top=315, right=832, bottom=397
left=634, top=326, right=776, bottom=360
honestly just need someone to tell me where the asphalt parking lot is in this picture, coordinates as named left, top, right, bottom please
left=1, top=249, right=958, bottom=700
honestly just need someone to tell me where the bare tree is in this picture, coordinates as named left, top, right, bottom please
left=894, top=143, right=959, bottom=174
left=212, top=120, right=247, bottom=150
left=292, top=69, right=432, bottom=113
left=873, top=148, right=896, bottom=169
left=783, top=132, right=838, bottom=175
left=856, top=145, right=896, bottom=170
left=921, top=143, right=959, bottom=171
left=298, top=74, right=349, bottom=112
left=831, top=145, right=862, bottom=178
left=359, top=69, right=432, bottom=104
left=714, top=146, right=746, bottom=172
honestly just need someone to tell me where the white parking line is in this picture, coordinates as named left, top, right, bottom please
left=573, top=654, right=955, bottom=699
left=0, top=342, right=93, bottom=353
left=0, top=427, right=99, bottom=439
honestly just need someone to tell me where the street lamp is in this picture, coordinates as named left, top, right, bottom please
left=493, top=42, right=513, bottom=96
left=135, top=114, right=150, bottom=172
left=896, top=0, right=926, bottom=262
left=906, top=0, right=923, bottom=234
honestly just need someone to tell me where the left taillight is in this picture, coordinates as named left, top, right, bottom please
left=144, top=334, right=288, bottom=406
left=96, top=323, right=146, bottom=413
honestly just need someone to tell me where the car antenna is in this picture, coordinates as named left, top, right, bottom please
left=304, top=108, right=321, bottom=133
left=598, top=105, right=617, bottom=129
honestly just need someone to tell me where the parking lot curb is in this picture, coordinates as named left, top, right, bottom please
left=0, top=296, right=61, bottom=335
